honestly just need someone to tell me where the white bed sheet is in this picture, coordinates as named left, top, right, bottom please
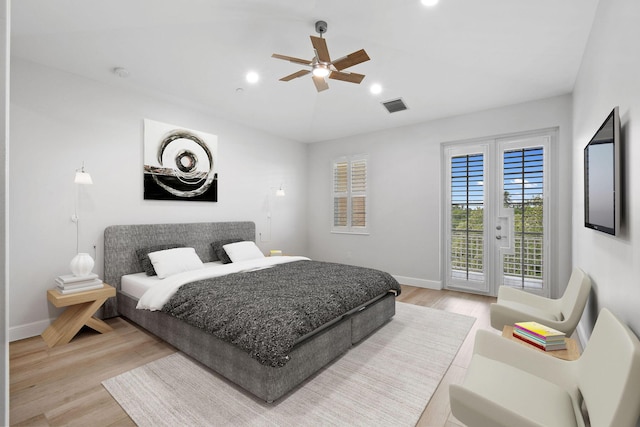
left=121, top=261, right=223, bottom=299
left=124, top=256, right=310, bottom=311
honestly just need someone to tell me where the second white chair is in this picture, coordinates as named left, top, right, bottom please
left=450, top=307, right=640, bottom=427
left=490, top=267, right=591, bottom=336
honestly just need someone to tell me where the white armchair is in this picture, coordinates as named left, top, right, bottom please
left=490, top=267, right=591, bottom=336
left=450, top=308, right=640, bottom=427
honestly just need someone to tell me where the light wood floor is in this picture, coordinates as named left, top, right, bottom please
left=397, top=286, right=496, bottom=427
left=10, top=286, right=496, bottom=426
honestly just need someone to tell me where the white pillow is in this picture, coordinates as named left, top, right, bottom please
left=148, top=247, right=204, bottom=279
left=223, top=241, right=265, bottom=263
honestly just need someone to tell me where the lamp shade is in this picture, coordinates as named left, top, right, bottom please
left=276, top=186, right=285, bottom=197
left=74, top=171, right=93, bottom=185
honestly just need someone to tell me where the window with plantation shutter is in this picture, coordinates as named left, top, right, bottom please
left=332, top=155, right=368, bottom=233
left=333, top=161, right=348, bottom=227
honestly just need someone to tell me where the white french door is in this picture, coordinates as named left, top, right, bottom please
left=443, top=132, right=551, bottom=297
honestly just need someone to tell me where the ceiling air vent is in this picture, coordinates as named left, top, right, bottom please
left=382, top=98, right=408, bottom=113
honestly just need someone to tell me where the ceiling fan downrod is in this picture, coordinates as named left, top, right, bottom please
left=315, top=20, right=328, bottom=38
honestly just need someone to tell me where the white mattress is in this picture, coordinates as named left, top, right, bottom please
left=121, top=261, right=223, bottom=299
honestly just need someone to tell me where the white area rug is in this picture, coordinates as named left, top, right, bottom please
left=103, top=302, right=475, bottom=426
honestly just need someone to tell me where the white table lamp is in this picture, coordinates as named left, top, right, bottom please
left=70, top=163, right=94, bottom=276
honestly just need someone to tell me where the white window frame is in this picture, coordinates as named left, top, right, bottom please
left=332, top=154, right=369, bottom=235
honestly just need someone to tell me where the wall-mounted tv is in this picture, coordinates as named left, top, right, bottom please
left=584, top=106, right=621, bottom=235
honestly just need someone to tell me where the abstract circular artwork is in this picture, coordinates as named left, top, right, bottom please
left=143, top=119, right=218, bottom=202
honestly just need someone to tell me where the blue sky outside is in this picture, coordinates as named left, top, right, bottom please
left=451, top=148, right=544, bottom=206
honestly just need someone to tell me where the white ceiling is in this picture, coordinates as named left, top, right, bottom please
left=11, top=0, right=599, bottom=143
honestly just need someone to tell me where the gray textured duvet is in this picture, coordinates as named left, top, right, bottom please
left=161, top=260, right=401, bottom=367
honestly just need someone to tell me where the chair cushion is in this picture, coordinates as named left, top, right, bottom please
left=462, top=355, right=579, bottom=427
left=499, top=299, right=561, bottom=321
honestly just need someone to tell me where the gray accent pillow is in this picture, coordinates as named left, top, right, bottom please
left=210, top=238, right=243, bottom=264
left=136, top=244, right=183, bottom=276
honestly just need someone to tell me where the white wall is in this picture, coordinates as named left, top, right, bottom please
left=572, top=0, right=640, bottom=339
left=1, top=0, right=8, bottom=422
left=9, top=58, right=308, bottom=340
left=307, top=95, right=574, bottom=295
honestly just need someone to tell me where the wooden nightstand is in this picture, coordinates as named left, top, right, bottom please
left=41, top=284, right=116, bottom=347
left=502, top=325, right=580, bottom=361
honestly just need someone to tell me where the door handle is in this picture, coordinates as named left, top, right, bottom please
left=496, top=208, right=515, bottom=255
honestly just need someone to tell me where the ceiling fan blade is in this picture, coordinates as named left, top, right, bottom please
left=310, top=36, right=331, bottom=63
left=272, top=54, right=312, bottom=66
left=329, top=71, right=365, bottom=84
left=332, top=49, right=370, bottom=71
left=312, top=75, right=329, bottom=92
left=280, top=70, right=311, bottom=81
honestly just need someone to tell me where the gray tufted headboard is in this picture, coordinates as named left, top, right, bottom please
left=103, top=221, right=255, bottom=317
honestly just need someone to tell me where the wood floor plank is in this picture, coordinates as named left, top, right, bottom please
left=44, top=386, right=134, bottom=427
left=11, top=286, right=495, bottom=427
left=398, top=286, right=495, bottom=427
left=10, top=318, right=177, bottom=426
left=11, top=413, right=49, bottom=427
left=416, top=364, right=467, bottom=427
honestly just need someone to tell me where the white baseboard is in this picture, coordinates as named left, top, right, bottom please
left=9, top=319, right=51, bottom=342
left=393, top=275, right=442, bottom=290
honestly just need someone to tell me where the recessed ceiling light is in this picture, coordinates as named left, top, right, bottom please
left=421, top=0, right=439, bottom=6
left=370, top=83, right=382, bottom=95
left=246, top=71, right=259, bottom=84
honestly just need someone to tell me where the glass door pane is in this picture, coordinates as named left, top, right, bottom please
left=447, top=152, right=488, bottom=291
left=501, top=146, right=545, bottom=292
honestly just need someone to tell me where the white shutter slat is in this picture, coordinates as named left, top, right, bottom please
left=332, top=155, right=368, bottom=233
left=334, top=162, right=348, bottom=193
left=333, top=197, right=348, bottom=227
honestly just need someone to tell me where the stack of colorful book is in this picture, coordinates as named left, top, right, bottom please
left=55, top=273, right=103, bottom=294
left=513, top=321, right=567, bottom=351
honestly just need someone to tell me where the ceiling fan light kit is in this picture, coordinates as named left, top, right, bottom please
left=312, top=64, right=330, bottom=77
left=272, top=20, right=370, bottom=92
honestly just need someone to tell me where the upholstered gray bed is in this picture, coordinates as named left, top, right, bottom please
left=104, top=221, right=399, bottom=402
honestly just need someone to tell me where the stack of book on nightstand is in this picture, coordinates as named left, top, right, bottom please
left=55, top=273, right=103, bottom=294
left=513, top=321, right=567, bottom=351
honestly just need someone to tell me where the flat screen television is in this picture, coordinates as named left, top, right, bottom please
left=584, top=106, right=620, bottom=235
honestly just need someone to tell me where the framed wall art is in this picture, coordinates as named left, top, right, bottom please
left=143, top=119, right=218, bottom=202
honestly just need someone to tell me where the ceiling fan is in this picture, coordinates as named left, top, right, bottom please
left=272, top=20, right=370, bottom=92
